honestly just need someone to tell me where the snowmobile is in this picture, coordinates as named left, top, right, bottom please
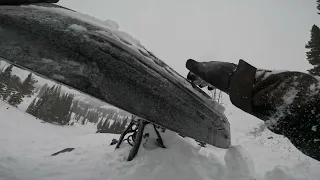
left=0, top=2, right=231, bottom=161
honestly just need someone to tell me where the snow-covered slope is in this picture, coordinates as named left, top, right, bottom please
left=1, top=100, right=319, bottom=180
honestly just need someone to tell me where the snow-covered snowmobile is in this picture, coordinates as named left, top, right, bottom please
left=0, top=1, right=231, bottom=160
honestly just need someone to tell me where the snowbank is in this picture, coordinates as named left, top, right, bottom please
left=1, top=100, right=319, bottom=180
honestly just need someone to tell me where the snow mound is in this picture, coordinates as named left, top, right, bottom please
left=224, top=145, right=255, bottom=179
left=1, top=100, right=316, bottom=180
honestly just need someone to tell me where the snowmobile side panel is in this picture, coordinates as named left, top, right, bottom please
left=0, top=4, right=231, bottom=148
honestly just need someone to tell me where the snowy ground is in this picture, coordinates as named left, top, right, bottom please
left=1, top=99, right=320, bottom=180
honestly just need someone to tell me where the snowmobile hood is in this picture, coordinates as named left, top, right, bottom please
left=0, top=3, right=231, bottom=148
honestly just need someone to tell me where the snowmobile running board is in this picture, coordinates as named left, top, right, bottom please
left=0, top=3, right=231, bottom=149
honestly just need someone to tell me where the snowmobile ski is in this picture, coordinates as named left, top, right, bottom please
left=116, top=116, right=165, bottom=161
left=0, top=3, right=231, bottom=149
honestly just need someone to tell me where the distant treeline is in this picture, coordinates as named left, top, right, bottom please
left=26, top=83, right=131, bottom=133
left=96, top=117, right=129, bottom=134
left=0, top=63, right=37, bottom=107
left=0, top=62, right=130, bottom=133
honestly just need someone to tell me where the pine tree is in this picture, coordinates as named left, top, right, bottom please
left=20, top=73, right=37, bottom=97
left=8, top=91, right=23, bottom=107
left=26, top=98, right=37, bottom=115
left=51, top=85, right=62, bottom=123
left=1, top=64, right=13, bottom=85
left=63, top=111, right=72, bottom=126
left=0, top=82, right=5, bottom=100
left=1, top=65, right=14, bottom=100
left=39, top=85, right=56, bottom=122
left=71, top=100, right=79, bottom=113
left=37, top=83, right=48, bottom=98
left=113, top=121, right=122, bottom=134
left=317, top=0, right=320, bottom=14
left=65, top=94, right=74, bottom=124
left=34, top=86, right=40, bottom=94
left=96, top=118, right=105, bottom=133
left=0, top=62, right=3, bottom=98
left=3, top=75, right=21, bottom=101
left=108, top=121, right=116, bottom=133
left=119, top=117, right=129, bottom=132
left=91, top=111, right=100, bottom=124
left=306, top=25, right=320, bottom=75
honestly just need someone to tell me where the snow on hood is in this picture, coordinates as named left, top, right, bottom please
left=22, top=4, right=226, bottom=116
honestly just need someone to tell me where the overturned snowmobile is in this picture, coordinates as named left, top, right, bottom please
left=0, top=2, right=231, bottom=160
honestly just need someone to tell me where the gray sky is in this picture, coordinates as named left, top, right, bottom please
left=59, top=0, right=319, bottom=76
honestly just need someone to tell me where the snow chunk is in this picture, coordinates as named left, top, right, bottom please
left=309, top=83, right=319, bottom=95
left=265, top=70, right=288, bottom=77
left=264, top=166, right=299, bottom=180
left=67, top=24, right=87, bottom=32
left=103, top=19, right=119, bottom=30
left=257, top=70, right=288, bottom=80
left=312, top=125, right=317, bottom=132
left=255, top=69, right=265, bottom=78
left=310, top=83, right=316, bottom=91
left=41, top=58, right=54, bottom=63
left=282, top=88, right=298, bottom=105
left=224, top=145, right=256, bottom=179
left=52, top=74, right=66, bottom=81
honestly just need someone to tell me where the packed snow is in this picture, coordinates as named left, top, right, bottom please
left=67, top=24, right=88, bottom=32
left=1, top=99, right=319, bottom=180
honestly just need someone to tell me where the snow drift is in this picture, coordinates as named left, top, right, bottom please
left=1, top=100, right=319, bottom=180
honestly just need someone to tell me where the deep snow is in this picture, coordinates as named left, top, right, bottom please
left=1, top=99, right=320, bottom=180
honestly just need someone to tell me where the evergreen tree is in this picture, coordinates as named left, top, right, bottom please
left=0, top=82, right=5, bottom=100
left=20, top=73, right=37, bottom=97
left=37, top=83, right=48, bottom=98
left=72, top=100, right=79, bottom=113
left=26, top=98, right=37, bottom=115
left=38, top=85, right=56, bottom=122
left=81, top=118, right=86, bottom=125
left=96, top=118, right=104, bottom=132
left=3, top=75, right=21, bottom=101
left=57, top=92, right=68, bottom=124
left=306, top=25, right=320, bottom=75
left=317, top=0, right=320, bottom=14
left=62, top=94, right=74, bottom=125
left=108, top=121, right=116, bottom=133
left=8, top=91, right=23, bottom=107
left=34, top=86, right=40, bottom=94
left=120, top=117, right=129, bottom=132
left=1, top=65, right=14, bottom=100
left=1, top=64, right=13, bottom=85
left=113, top=121, right=122, bottom=134
left=90, top=111, right=100, bottom=123
left=64, top=111, right=72, bottom=126
left=51, top=85, right=62, bottom=123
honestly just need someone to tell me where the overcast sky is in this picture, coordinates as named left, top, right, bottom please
left=59, top=0, right=319, bottom=76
